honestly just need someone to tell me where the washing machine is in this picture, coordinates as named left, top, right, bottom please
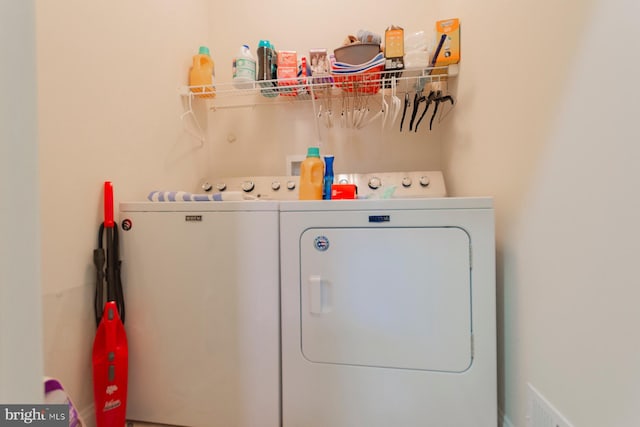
left=279, top=171, right=497, bottom=427
left=119, top=197, right=281, bottom=427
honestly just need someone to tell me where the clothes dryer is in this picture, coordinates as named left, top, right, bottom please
left=279, top=195, right=497, bottom=427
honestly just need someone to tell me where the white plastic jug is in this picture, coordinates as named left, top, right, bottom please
left=233, top=44, right=257, bottom=90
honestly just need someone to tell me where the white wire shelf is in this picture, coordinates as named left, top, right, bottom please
left=179, top=64, right=458, bottom=109
left=178, top=64, right=458, bottom=141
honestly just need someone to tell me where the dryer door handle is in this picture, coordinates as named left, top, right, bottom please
left=308, top=275, right=328, bottom=315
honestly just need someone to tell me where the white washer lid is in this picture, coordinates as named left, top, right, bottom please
left=279, top=197, right=493, bottom=212
left=120, top=200, right=280, bottom=212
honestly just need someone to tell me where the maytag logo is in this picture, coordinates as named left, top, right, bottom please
left=369, top=215, right=390, bottom=223
left=1, top=405, right=67, bottom=426
left=185, top=215, right=202, bottom=222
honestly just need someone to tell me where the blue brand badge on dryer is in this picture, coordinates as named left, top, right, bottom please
left=314, top=236, right=330, bottom=251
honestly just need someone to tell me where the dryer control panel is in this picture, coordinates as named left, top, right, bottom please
left=334, top=171, right=446, bottom=198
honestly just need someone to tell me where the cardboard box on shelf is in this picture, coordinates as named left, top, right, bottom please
left=277, top=50, right=298, bottom=96
left=435, top=18, right=460, bottom=67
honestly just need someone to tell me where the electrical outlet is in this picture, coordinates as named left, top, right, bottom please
left=286, top=155, right=305, bottom=176
left=526, top=383, right=574, bottom=427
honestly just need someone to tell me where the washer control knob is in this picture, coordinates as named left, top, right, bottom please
left=339, top=178, right=350, bottom=184
left=286, top=180, right=296, bottom=190
left=368, top=176, right=382, bottom=190
left=201, top=181, right=213, bottom=192
left=271, top=181, right=281, bottom=191
left=419, top=176, right=431, bottom=187
left=369, top=176, right=382, bottom=190
left=215, top=182, right=226, bottom=191
left=241, top=181, right=255, bottom=192
left=402, top=177, right=412, bottom=188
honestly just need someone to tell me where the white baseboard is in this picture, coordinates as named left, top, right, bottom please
left=499, top=408, right=516, bottom=427
left=79, top=403, right=94, bottom=427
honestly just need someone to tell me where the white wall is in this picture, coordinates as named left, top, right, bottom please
left=35, top=0, right=211, bottom=417
left=202, top=0, right=447, bottom=177
left=442, top=0, right=640, bottom=426
left=0, top=0, right=43, bottom=403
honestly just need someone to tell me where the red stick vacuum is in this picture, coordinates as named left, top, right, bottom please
left=92, top=181, right=128, bottom=427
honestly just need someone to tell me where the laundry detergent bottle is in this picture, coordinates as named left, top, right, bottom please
left=323, top=155, right=334, bottom=200
left=257, top=40, right=278, bottom=97
left=189, top=46, right=215, bottom=98
left=299, top=147, right=324, bottom=200
left=233, top=44, right=257, bottom=89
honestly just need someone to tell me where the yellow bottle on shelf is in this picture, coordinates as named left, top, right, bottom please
left=189, top=46, right=215, bottom=98
left=298, top=147, right=324, bottom=200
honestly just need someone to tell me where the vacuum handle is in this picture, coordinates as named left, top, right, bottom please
left=104, top=181, right=116, bottom=303
left=104, top=181, right=114, bottom=228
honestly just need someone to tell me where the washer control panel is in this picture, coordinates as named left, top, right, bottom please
left=200, top=176, right=299, bottom=200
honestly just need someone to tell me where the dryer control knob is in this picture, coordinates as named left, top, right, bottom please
left=419, top=176, right=431, bottom=187
left=368, top=177, right=382, bottom=190
left=271, top=181, right=281, bottom=191
left=241, top=181, right=255, bottom=192
left=338, top=178, right=350, bottom=184
left=201, top=182, right=213, bottom=192
left=286, top=180, right=296, bottom=190
left=215, top=182, right=226, bottom=191
left=402, top=177, right=412, bottom=188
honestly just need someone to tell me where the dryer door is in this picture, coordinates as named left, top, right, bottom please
left=300, top=226, right=472, bottom=372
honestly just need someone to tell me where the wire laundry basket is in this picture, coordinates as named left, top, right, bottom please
left=332, top=64, right=384, bottom=94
